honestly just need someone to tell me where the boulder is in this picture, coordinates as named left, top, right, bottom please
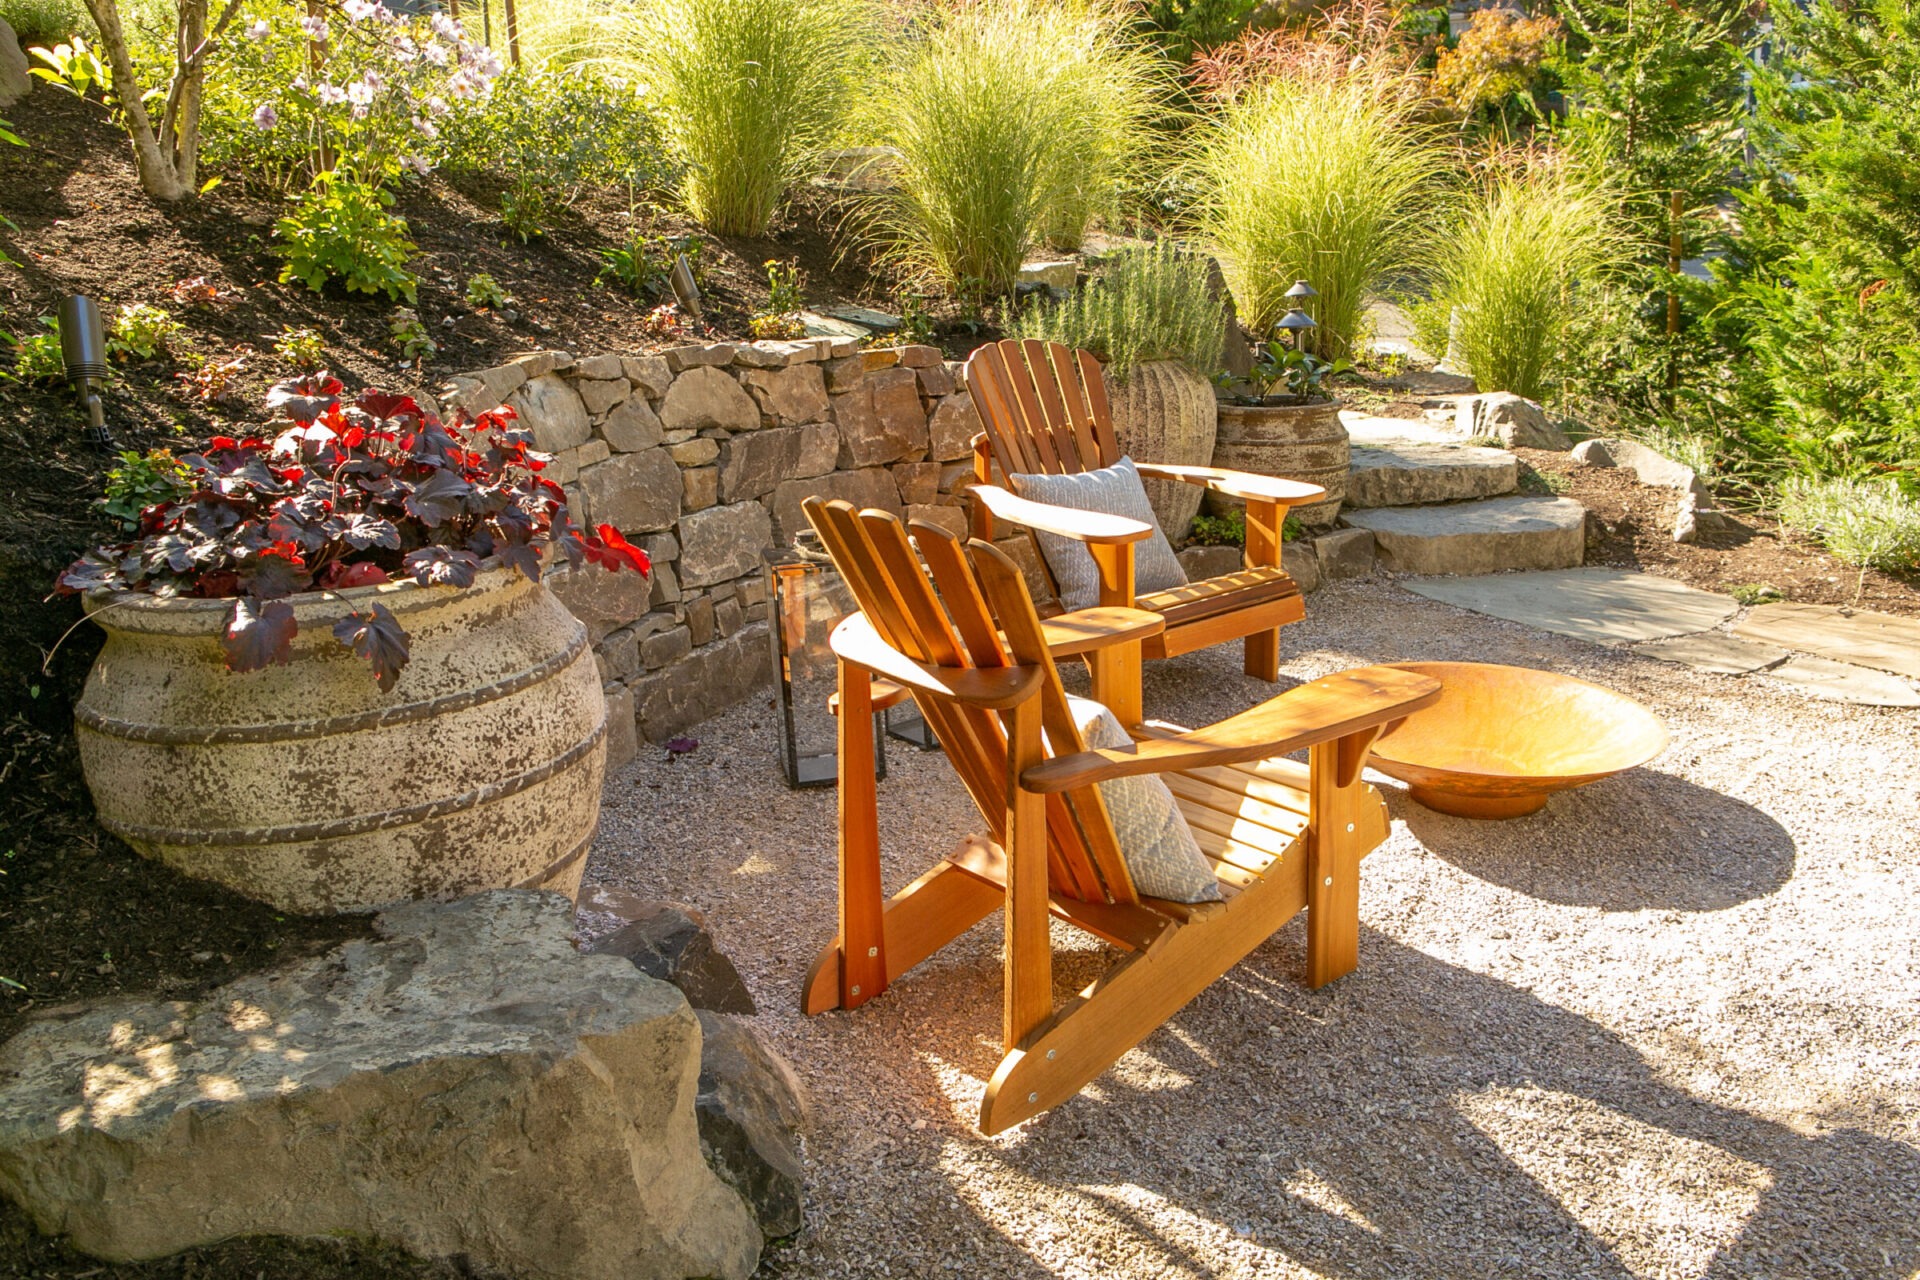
left=927, top=392, right=982, bottom=462
left=906, top=504, right=966, bottom=537
left=629, top=622, right=772, bottom=740
left=892, top=460, right=942, bottom=506
left=1458, top=392, right=1570, bottom=451
left=0, top=891, right=763, bottom=1280
left=1570, top=438, right=1615, bottom=468
left=1, top=20, right=31, bottom=109
left=590, top=902, right=756, bottom=1015
left=508, top=374, right=593, bottom=453
left=659, top=366, right=760, bottom=435
left=1345, top=444, right=1517, bottom=508
left=1340, top=496, right=1585, bottom=575
left=601, top=395, right=665, bottom=453
left=719, top=422, right=838, bottom=503
left=1177, top=544, right=1241, bottom=581
left=835, top=369, right=928, bottom=468
left=682, top=466, right=718, bottom=512
left=1019, top=260, right=1078, bottom=291
left=623, top=355, right=673, bottom=398
left=769, top=468, right=902, bottom=544
left=1282, top=539, right=1322, bottom=594
left=695, top=1011, right=807, bottom=1241
left=820, top=355, right=864, bottom=393
left=603, top=684, right=638, bottom=769
left=1314, top=528, right=1377, bottom=581
left=742, top=364, right=829, bottom=427
left=664, top=343, right=738, bottom=372
left=667, top=437, right=721, bottom=468
left=577, top=377, right=630, bottom=417
left=1594, top=438, right=1708, bottom=499
left=678, top=501, right=773, bottom=588
left=549, top=561, right=654, bottom=642
left=579, top=446, right=681, bottom=532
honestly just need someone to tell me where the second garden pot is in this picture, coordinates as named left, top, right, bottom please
left=1103, top=358, right=1218, bottom=540
left=1209, top=396, right=1349, bottom=529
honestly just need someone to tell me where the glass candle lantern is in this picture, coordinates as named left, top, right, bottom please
left=767, top=533, right=887, bottom=788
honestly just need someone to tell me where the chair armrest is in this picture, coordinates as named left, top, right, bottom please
left=1133, top=463, right=1327, bottom=506
left=969, top=484, right=1154, bottom=545
left=1038, top=606, right=1165, bottom=658
left=1019, top=665, right=1441, bottom=793
left=831, top=614, right=1044, bottom=710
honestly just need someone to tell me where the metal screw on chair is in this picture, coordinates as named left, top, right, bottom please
left=1028, top=1092, right=1038, bottom=1104
left=1046, top=1050, right=1055, bottom=1060
left=867, top=946, right=878, bottom=957
left=851, top=985, right=861, bottom=997
left=1346, top=823, right=1355, bottom=833
left=1324, top=877, right=1334, bottom=886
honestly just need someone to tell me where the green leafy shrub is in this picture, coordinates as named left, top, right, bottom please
left=465, top=273, right=512, bottom=311
left=1776, top=476, right=1920, bottom=574
left=872, top=0, right=1164, bottom=298
left=602, top=0, right=870, bottom=236
left=1415, top=163, right=1630, bottom=402
left=1187, top=511, right=1244, bottom=547
left=99, top=448, right=191, bottom=532
left=107, top=302, right=183, bottom=362
left=389, top=308, right=437, bottom=363
left=1726, top=583, right=1783, bottom=606
left=275, top=172, right=419, bottom=303
left=6, top=318, right=65, bottom=382
left=597, top=230, right=703, bottom=300
left=1011, top=242, right=1223, bottom=382
left=749, top=260, right=806, bottom=340
left=0, top=0, right=92, bottom=47
left=1189, top=72, right=1442, bottom=358
left=272, top=326, right=327, bottom=373
left=437, top=63, right=674, bottom=232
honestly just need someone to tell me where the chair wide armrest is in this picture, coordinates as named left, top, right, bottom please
left=969, top=484, right=1154, bottom=545
left=831, top=615, right=1044, bottom=710
left=1134, top=463, right=1327, bottom=507
left=1020, top=665, right=1442, bottom=793
left=1039, top=606, right=1165, bottom=657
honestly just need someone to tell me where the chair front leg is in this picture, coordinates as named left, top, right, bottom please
left=1304, top=725, right=1384, bottom=988
left=1243, top=497, right=1288, bottom=683
left=1087, top=541, right=1143, bottom=728
left=836, top=657, right=888, bottom=1009
left=1002, top=695, right=1053, bottom=1051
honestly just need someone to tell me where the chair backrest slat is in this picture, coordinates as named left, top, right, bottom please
left=967, top=340, right=1127, bottom=480
left=970, top=346, right=1037, bottom=478
left=805, top=498, right=1124, bottom=905
left=1074, top=348, right=1122, bottom=466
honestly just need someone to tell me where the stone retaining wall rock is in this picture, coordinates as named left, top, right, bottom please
left=451, top=340, right=979, bottom=755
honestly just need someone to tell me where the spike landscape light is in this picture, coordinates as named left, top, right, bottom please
left=58, top=295, right=114, bottom=448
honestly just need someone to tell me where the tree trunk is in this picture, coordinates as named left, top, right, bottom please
left=81, top=0, right=192, bottom=200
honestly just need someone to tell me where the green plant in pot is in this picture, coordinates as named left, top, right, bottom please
left=55, top=378, right=652, bottom=916
left=1009, top=241, right=1225, bottom=537
left=1209, top=286, right=1352, bottom=529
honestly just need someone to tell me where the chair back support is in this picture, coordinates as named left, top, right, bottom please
left=967, top=339, right=1123, bottom=481
left=803, top=497, right=1139, bottom=906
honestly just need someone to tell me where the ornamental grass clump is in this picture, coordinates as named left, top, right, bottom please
left=1417, top=163, right=1632, bottom=401
left=871, top=0, right=1165, bottom=297
left=57, top=378, right=650, bottom=690
left=1189, top=73, right=1442, bottom=359
left=603, top=0, right=871, bottom=236
left=1010, top=242, right=1224, bottom=382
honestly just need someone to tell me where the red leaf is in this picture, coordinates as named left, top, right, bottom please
left=583, top=524, right=651, bottom=575
left=331, top=602, right=410, bottom=692
left=321, top=561, right=390, bottom=589
left=356, top=390, right=420, bottom=423
left=221, top=597, right=296, bottom=672
left=404, top=546, right=481, bottom=588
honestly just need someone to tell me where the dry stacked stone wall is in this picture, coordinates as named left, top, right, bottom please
left=440, top=340, right=986, bottom=767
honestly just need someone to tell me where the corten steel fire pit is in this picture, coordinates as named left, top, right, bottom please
left=1366, top=661, right=1668, bottom=819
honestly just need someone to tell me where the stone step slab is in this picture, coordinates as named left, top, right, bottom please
left=1346, top=443, right=1517, bottom=508
left=1340, top=495, right=1586, bottom=576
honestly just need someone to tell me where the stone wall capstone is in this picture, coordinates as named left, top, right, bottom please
left=452, top=339, right=977, bottom=757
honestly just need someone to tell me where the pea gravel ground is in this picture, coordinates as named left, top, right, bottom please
left=581, top=578, right=1920, bottom=1280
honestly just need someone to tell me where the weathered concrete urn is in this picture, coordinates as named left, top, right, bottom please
left=75, top=564, right=606, bottom=914
left=1104, top=359, right=1218, bottom=540
left=1209, top=396, right=1349, bottom=529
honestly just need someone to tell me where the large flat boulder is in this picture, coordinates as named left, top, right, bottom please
left=0, top=891, right=763, bottom=1280
left=1342, top=496, right=1585, bottom=576
left=1346, top=443, right=1517, bottom=508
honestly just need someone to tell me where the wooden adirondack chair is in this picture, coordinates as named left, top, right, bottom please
left=800, top=497, right=1440, bottom=1134
left=966, top=338, right=1329, bottom=724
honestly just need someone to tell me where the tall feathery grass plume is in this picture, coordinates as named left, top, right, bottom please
left=1188, top=72, right=1444, bottom=360
left=1416, top=158, right=1633, bottom=401
left=600, top=0, right=873, bottom=237
left=865, top=0, right=1170, bottom=298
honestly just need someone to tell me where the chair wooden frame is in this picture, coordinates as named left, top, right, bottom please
left=799, top=497, right=1440, bottom=1134
left=965, top=338, right=1330, bottom=724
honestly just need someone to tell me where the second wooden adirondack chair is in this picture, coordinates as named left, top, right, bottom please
left=966, top=338, right=1329, bottom=724
left=800, top=497, right=1440, bottom=1134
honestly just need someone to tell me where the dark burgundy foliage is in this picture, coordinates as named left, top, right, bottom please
left=59, top=377, right=650, bottom=688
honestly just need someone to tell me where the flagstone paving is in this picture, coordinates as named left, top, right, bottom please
left=1734, top=602, right=1920, bottom=680
left=1635, top=632, right=1789, bottom=676
left=1761, top=655, right=1920, bottom=707
left=1403, top=567, right=1739, bottom=645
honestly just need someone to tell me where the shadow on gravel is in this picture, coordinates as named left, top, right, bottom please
left=976, top=929, right=1919, bottom=1280
left=1387, top=767, right=1795, bottom=911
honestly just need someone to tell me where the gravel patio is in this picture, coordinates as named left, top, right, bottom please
left=582, top=578, right=1920, bottom=1280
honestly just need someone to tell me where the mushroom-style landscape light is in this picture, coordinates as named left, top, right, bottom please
left=57, top=295, right=114, bottom=449
left=1275, top=306, right=1317, bottom=353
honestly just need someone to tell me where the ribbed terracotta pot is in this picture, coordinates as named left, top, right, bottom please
left=75, top=565, right=607, bottom=915
left=1104, top=359, right=1218, bottom=541
left=1208, top=396, right=1349, bottom=529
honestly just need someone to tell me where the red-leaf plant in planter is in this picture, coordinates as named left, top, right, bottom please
left=59, top=375, right=650, bottom=691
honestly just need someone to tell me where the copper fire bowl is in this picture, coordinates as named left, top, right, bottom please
left=1366, top=661, right=1669, bottom=819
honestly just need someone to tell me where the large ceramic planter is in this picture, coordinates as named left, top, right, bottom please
left=1104, top=359, right=1218, bottom=541
left=75, top=565, right=607, bottom=915
left=1209, top=396, right=1349, bottom=529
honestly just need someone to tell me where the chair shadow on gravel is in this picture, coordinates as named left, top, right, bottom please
left=946, top=928, right=1920, bottom=1280
left=1386, top=766, right=1795, bottom=911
